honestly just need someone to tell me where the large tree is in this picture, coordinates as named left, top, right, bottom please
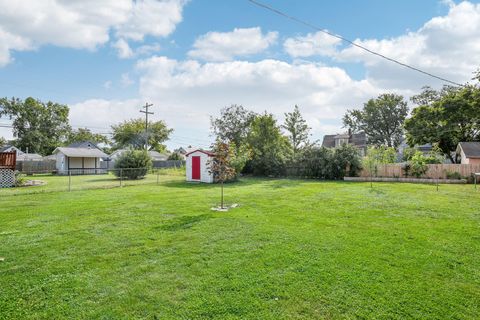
left=247, top=113, right=291, bottom=176
left=211, top=104, right=256, bottom=148
left=111, top=118, right=172, bottom=152
left=405, top=85, right=480, bottom=163
left=282, top=105, right=311, bottom=158
left=343, top=93, right=408, bottom=148
left=65, top=128, right=110, bottom=146
left=0, top=97, right=70, bottom=155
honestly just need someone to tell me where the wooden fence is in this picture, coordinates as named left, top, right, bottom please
left=0, top=152, right=16, bottom=170
left=360, top=164, right=480, bottom=180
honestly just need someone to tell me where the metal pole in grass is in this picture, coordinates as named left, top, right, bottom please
left=120, top=169, right=123, bottom=188
left=68, top=170, right=71, bottom=192
left=156, top=169, right=159, bottom=185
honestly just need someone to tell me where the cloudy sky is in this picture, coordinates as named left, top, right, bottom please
left=0, top=0, right=479, bottom=150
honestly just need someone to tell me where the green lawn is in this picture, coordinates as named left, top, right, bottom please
left=1, top=178, right=479, bottom=319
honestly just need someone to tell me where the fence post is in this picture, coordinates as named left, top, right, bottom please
left=120, top=169, right=123, bottom=188
left=68, top=170, right=71, bottom=192
left=156, top=169, right=159, bottom=185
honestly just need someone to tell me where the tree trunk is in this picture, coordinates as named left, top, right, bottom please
left=221, top=181, right=224, bottom=209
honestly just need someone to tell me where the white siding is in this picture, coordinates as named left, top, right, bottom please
left=55, top=152, right=66, bottom=172
left=186, top=151, right=214, bottom=183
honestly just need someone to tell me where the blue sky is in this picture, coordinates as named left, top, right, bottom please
left=0, top=0, right=479, bottom=150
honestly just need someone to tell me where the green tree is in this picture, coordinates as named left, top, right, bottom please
left=111, top=118, right=173, bottom=152
left=363, top=146, right=397, bottom=177
left=65, top=128, right=110, bottom=146
left=331, top=144, right=362, bottom=179
left=167, top=152, right=183, bottom=161
left=211, top=104, right=256, bottom=149
left=405, top=84, right=480, bottom=163
left=0, top=136, right=6, bottom=146
left=343, top=93, right=408, bottom=148
left=0, top=97, right=70, bottom=155
left=247, top=113, right=291, bottom=176
left=282, top=105, right=311, bottom=159
left=113, top=149, right=152, bottom=180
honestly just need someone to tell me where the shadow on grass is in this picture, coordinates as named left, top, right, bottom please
left=160, top=178, right=260, bottom=189
left=157, top=214, right=213, bottom=231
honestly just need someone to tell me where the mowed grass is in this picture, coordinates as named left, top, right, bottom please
left=1, top=178, right=479, bottom=319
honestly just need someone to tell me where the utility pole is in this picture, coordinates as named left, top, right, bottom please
left=140, top=102, right=153, bottom=150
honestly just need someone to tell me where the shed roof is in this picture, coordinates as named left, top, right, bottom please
left=54, top=147, right=108, bottom=158
left=185, top=149, right=215, bottom=157
left=458, top=142, right=480, bottom=158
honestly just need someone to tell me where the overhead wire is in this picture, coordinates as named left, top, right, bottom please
left=247, top=0, right=465, bottom=87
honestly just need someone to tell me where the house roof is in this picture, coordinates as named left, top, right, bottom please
left=185, top=149, right=215, bottom=157
left=458, top=142, right=480, bottom=158
left=0, top=145, right=22, bottom=153
left=148, top=151, right=169, bottom=160
left=110, top=149, right=169, bottom=160
left=17, top=153, right=43, bottom=161
left=67, top=141, right=100, bottom=149
left=53, top=147, right=108, bottom=158
left=321, top=132, right=367, bottom=148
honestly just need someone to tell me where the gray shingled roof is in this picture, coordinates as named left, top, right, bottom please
left=67, top=141, right=100, bottom=149
left=54, top=147, right=108, bottom=158
left=321, top=132, right=367, bottom=148
left=459, top=142, right=480, bottom=158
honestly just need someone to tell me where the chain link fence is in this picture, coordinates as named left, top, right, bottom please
left=0, top=167, right=185, bottom=196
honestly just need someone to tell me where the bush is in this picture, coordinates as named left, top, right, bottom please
left=113, top=149, right=152, bottom=180
left=293, top=144, right=362, bottom=179
left=446, top=171, right=462, bottom=180
left=409, top=151, right=428, bottom=178
left=167, top=152, right=183, bottom=160
left=14, top=171, right=26, bottom=187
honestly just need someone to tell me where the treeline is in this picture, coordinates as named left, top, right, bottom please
left=210, top=105, right=362, bottom=179
left=0, top=97, right=172, bottom=155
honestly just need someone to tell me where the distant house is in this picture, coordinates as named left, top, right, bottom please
left=53, top=147, right=108, bottom=174
left=0, top=145, right=23, bottom=156
left=67, top=141, right=101, bottom=149
left=456, top=142, right=480, bottom=165
left=1, top=145, right=44, bottom=162
left=110, top=149, right=169, bottom=162
left=322, top=131, right=367, bottom=156
left=185, top=149, right=214, bottom=183
left=16, top=153, right=43, bottom=161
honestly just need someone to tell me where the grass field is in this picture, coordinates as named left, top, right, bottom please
left=1, top=177, right=479, bottom=319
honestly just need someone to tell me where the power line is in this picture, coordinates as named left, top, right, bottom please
left=139, top=102, right=154, bottom=150
left=247, top=0, right=465, bottom=87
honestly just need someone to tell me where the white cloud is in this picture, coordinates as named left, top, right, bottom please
left=113, top=40, right=162, bottom=59
left=284, top=31, right=342, bottom=58
left=69, top=57, right=384, bottom=147
left=121, top=73, right=135, bottom=87
left=69, top=98, right=142, bottom=130
left=188, top=27, right=278, bottom=61
left=103, top=80, right=113, bottom=90
left=113, top=39, right=134, bottom=59
left=0, top=0, right=186, bottom=66
left=133, top=56, right=386, bottom=141
left=339, top=1, right=480, bottom=88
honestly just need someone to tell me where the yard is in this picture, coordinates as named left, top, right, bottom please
left=1, top=177, right=479, bottom=319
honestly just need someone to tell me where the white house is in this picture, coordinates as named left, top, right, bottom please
left=185, top=149, right=215, bottom=183
left=53, top=147, right=108, bottom=174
